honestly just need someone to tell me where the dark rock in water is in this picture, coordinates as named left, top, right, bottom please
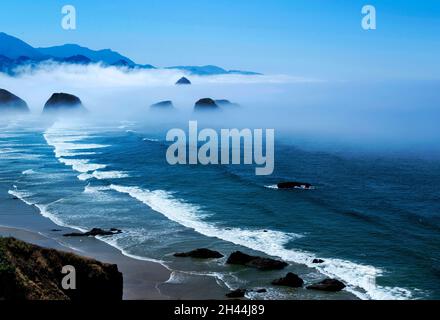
left=312, top=259, right=325, bottom=264
left=254, top=288, right=267, bottom=293
left=226, top=251, right=288, bottom=271
left=277, top=182, right=313, bottom=190
left=174, top=248, right=224, bottom=259
left=0, top=89, right=29, bottom=113
left=0, top=237, right=122, bottom=300
left=226, top=289, right=247, bottom=298
left=50, top=229, right=62, bottom=232
left=12, top=196, right=19, bottom=200
left=194, top=98, right=219, bottom=111
left=272, top=273, right=304, bottom=288
left=175, top=77, right=191, bottom=85
left=306, top=279, right=346, bottom=292
left=63, top=228, right=122, bottom=237
left=43, top=93, right=86, bottom=114
left=150, top=100, right=174, bottom=109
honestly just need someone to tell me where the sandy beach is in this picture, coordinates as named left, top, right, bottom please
left=0, top=188, right=228, bottom=300
left=0, top=188, right=170, bottom=299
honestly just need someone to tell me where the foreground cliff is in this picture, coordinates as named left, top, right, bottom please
left=0, top=237, right=122, bottom=300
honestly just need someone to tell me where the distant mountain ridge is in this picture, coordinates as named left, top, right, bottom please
left=167, top=65, right=261, bottom=76
left=0, top=32, right=260, bottom=76
left=0, top=32, right=44, bottom=60
left=37, top=44, right=136, bottom=66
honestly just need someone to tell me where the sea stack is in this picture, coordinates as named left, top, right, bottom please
left=306, top=279, right=346, bottom=292
left=43, top=93, right=86, bottom=114
left=175, top=76, right=191, bottom=85
left=150, top=100, right=174, bottom=109
left=0, top=88, right=29, bottom=113
left=194, top=98, right=219, bottom=111
left=226, top=251, right=288, bottom=270
left=271, top=273, right=304, bottom=288
left=277, top=182, right=313, bottom=190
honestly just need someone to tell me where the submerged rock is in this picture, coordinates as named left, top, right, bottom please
left=150, top=100, right=174, bottom=109
left=194, top=98, right=219, bottom=111
left=306, top=279, right=346, bottom=292
left=277, top=182, right=313, bottom=190
left=174, top=248, right=224, bottom=259
left=254, top=288, right=267, bottom=293
left=226, top=289, right=247, bottom=298
left=271, top=273, right=304, bottom=288
left=312, top=259, right=325, bottom=264
left=0, top=88, right=29, bottom=113
left=43, top=93, right=86, bottom=114
left=226, top=251, right=288, bottom=271
left=0, top=237, right=122, bottom=300
left=63, top=228, right=122, bottom=237
left=175, top=77, right=191, bottom=85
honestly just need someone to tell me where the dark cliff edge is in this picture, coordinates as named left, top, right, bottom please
left=0, top=237, right=122, bottom=300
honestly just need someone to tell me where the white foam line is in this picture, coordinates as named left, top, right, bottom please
left=83, top=184, right=113, bottom=193
left=108, top=184, right=413, bottom=300
left=97, top=235, right=168, bottom=266
left=9, top=187, right=167, bottom=271
left=58, top=158, right=107, bottom=173
left=44, top=126, right=110, bottom=160
left=22, top=169, right=36, bottom=175
left=7, top=188, right=85, bottom=232
left=8, top=189, right=34, bottom=206
left=92, top=171, right=130, bottom=180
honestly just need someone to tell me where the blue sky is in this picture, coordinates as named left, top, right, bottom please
left=1, top=0, right=439, bottom=80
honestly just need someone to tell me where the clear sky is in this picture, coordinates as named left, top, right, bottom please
left=1, top=0, right=439, bottom=80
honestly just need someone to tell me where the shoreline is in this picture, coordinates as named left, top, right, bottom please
left=0, top=188, right=229, bottom=300
left=0, top=192, right=171, bottom=299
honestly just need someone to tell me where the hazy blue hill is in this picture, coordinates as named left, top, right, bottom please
left=62, top=55, right=92, bottom=65
left=0, top=32, right=44, bottom=60
left=37, top=44, right=136, bottom=66
left=228, top=69, right=262, bottom=75
left=0, top=33, right=258, bottom=75
left=167, top=65, right=262, bottom=76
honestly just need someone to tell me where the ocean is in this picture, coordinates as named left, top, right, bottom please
left=1, top=113, right=439, bottom=300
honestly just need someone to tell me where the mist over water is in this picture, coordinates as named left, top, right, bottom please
left=1, top=63, right=439, bottom=159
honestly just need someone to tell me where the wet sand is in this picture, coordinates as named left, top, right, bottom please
left=0, top=193, right=171, bottom=300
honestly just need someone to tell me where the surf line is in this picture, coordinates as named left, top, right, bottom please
left=165, top=121, right=275, bottom=176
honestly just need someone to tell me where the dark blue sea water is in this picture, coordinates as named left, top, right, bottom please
left=1, top=116, right=439, bottom=300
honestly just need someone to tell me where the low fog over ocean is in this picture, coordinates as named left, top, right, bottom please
left=1, top=63, right=439, bottom=158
